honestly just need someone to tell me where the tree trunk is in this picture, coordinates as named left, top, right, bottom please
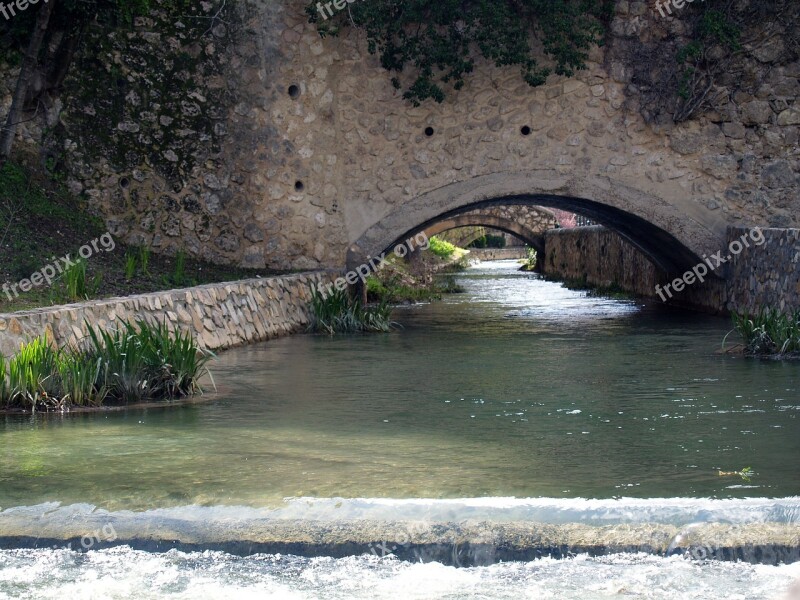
left=46, top=22, right=83, bottom=94
left=0, top=0, right=57, bottom=166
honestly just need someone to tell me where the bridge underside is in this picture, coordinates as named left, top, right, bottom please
left=352, top=196, right=709, bottom=276
left=422, top=214, right=548, bottom=256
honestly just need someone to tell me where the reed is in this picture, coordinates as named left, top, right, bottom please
left=0, top=321, right=212, bottom=411
left=308, top=286, right=394, bottom=334
left=730, top=309, right=800, bottom=356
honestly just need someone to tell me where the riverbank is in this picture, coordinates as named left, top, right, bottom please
left=365, top=240, right=468, bottom=304
left=0, top=160, right=290, bottom=314
left=0, top=271, right=332, bottom=358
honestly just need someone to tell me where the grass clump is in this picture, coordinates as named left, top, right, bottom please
left=0, top=321, right=213, bottom=411
left=61, top=259, right=102, bottom=302
left=308, top=286, right=395, bottom=334
left=729, top=309, right=800, bottom=357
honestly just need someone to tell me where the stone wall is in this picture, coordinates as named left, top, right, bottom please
left=0, top=272, right=330, bottom=357
left=541, top=226, right=727, bottom=312
left=469, top=248, right=528, bottom=261
left=1, top=0, right=798, bottom=276
left=727, top=227, right=800, bottom=314
left=542, top=226, right=800, bottom=314
left=543, top=226, right=661, bottom=294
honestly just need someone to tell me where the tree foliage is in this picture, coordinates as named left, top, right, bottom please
left=306, top=0, right=612, bottom=105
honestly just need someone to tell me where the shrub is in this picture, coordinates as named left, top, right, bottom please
left=428, top=236, right=457, bottom=259
left=521, top=247, right=538, bottom=271
left=125, top=252, right=138, bottom=281
left=139, top=246, right=150, bottom=275
left=62, top=258, right=101, bottom=302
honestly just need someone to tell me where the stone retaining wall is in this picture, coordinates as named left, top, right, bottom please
left=542, top=226, right=660, bottom=297
left=0, top=272, right=331, bottom=357
left=468, top=248, right=528, bottom=261
left=727, top=227, right=800, bottom=314
left=542, top=226, right=800, bottom=314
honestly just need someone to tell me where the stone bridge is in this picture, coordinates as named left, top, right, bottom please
left=422, top=206, right=558, bottom=254
left=37, top=0, right=800, bottom=311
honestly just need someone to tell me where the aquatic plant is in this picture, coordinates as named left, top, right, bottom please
left=86, top=320, right=214, bottom=403
left=57, top=351, right=105, bottom=406
left=718, top=466, right=755, bottom=482
left=6, top=337, right=61, bottom=408
left=0, top=322, right=212, bottom=411
left=308, top=286, right=395, bottom=334
left=729, top=309, right=800, bottom=357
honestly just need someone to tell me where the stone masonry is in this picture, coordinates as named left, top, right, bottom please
left=0, top=272, right=331, bottom=357
left=0, top=0, right=798, bottom=311
left=542, top=225, right=799, bottom=313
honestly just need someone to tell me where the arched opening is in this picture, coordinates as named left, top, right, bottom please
left=346, top=173, right=727, bottom=279
left=421, top=214, right=548, bottom=257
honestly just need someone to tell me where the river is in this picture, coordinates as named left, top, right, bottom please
left=0, top=261, right=798, bottom=598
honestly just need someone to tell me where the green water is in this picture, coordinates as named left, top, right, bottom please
left=0, top=261, right=798, bottom=511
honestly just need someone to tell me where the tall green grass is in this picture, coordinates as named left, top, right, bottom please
left=62, top=259, right=102, bottom=302
left=0, top=321, right=213, bottom=411
left=730, top=309, right=800, bottom=356
left=308, top=286, right=395, bottom=334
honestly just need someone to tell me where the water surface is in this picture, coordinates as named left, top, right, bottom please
left=1, top=261, right=798, bottom=599
left=1, top=261, right=797, bottom=509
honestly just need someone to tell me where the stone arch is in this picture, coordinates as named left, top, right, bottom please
left=422, top=214, right=548, bottom=255
left=347, top=172, right=727, bottom=277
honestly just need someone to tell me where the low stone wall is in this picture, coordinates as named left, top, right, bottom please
left=541, top=226, right=800, bottom=314
left=541, top=226, right=726, bottom=313
left=468, top=248, right=527, bottom=261
left=0, top=272, right=331, bottom=357
left=542, top=226, right=659, bottom=297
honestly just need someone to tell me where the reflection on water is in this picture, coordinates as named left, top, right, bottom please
left=0, top=261, right=799, bottom=510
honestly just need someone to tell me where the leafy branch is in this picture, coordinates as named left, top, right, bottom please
left=306, top=0, right=613, bottom=106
